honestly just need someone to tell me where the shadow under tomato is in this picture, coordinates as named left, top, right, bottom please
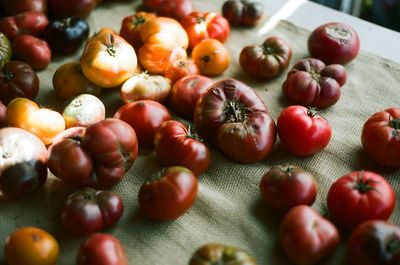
left=354, top=146, right=399, bottom=175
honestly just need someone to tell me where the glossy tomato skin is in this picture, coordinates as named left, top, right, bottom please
left=239, top=36, right=292, bottom=80
left=260, top=165, right=318, bottom=212
left=194, top=78, right=276, bottom=163
left=348, top=221, right=400, bottom=265
left=308, top=22, right=360, bottom=65
left=49, top=0, right=97, bottom=18
left=361, top=108, right=400, bottom=167
left=154, top=120, right=211, bottom=176
left=192, top=39, right=230, bottom=76
left=222, top=0, right=265, bottom=27
left=77, top=233, right=128, bottom=265
left=280, top=205, right=340, bottom=265
left=282, top=58, right=346, bottom=108
left=143, top=0, right=194, bottom=21
left=3, top=0, right=47, bottom=15
left=327, top=171, right=395, bottom=230
left=164, top=59, right=199, bottom=84
left=62, top=94, right=105, bottom=128
left=0, top=11, right=49, bottom=41
left=12, top=34, right=51, bottom=70
left=277, top=106, right=332, bottom=156
left=0, top=60, right=39, bottom=104
left=139, top=166, right=198, bottom=220
left=114, top=100, right=171, bottom=148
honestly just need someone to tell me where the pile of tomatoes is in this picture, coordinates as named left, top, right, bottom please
left=1, top=0, right=400, bottom=264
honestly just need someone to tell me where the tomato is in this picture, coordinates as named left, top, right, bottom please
left=62, top=94, right=105, bottom=128
left=142, top=0, right=194, bottom=21
left=181, top=11, right=230, bottom=49
left=114, top=100, right=171, bottom=148
left=194, top=78, right=276, bottom=163
left=3, top=0, right=47, bottom=15
left=52, top=62, right=101, bottom=100
left=48, top=0, right=97, bottom=18
left=280, top=205, right=340, bottom=265
left=260, top=165, right=318, bottom=212
left=239, top=36, right=292, bottom=80
left=308, top=22, right=360, bottom=65
left=12, top=34, right=51, bottom=70
left=80, top=30, right=137, bottom=88
left=77, top=233, right=128, bottom=265
left=282, top=58, right=346, bottom=108
left=0, top=32, right=12, bottom=68
left=61, top=188, right=123, bottom=235
left=189, top=243, right=257, bottom=265
left=222, top=0, right=265, bottom=27
left=138, top=166, right=198, bottom=220
left=154, top=120, right=211, bottom=176
left=0, top=127, right=47, bottom=201
left=47, top=118, right=138, bottom=189
left=170, top=74, right=213, bottom=120
left=0, top=100, right=6, bottom=127
left=192, top=39, right=230, bottom=76
left=0, top=60, right=39, bottom=104
left=7, top=97, right=65, bottom=145
left=277, top=106, right=332, bottom=156
left=5, top=227, right=59, bottom=265
left=348, top=221, right=400, bottom=265
left=361, top=108, right=400, bottom=167
left=0, top=11, right=48, bottom=41
left=327, top=171, right=395, bottom=230
left=120, top=72, right=171, bottom=103
left=164, top=59, right=199, bottom=84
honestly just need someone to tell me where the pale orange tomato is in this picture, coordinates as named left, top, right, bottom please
left=192, top=39, right=230, bottom=76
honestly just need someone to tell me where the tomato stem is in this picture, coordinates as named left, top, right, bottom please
left=307, top=107, right=318, bottom=118
left=284, top=165, right=294, bottom=174
left=133, top=15, right=146, bottom=26
left=186, top=125, right=203, bottom=142
left=263, top=46, right=275, bottom=55
left=105, top=34, right=116, bottom=57
left=61, top=17, right=72, bottom=28
left=386, top=235, right=400, bottom=253
left=354, top=171, right=378, bottom=194
left=195, top=17, right=205, bottom=24
left=4, top=71, right=14, bottom=82
left=83, top=192, right=95, bottom=201
left=389, top=117, right=400, bottom=130
left=222, top=100, right=249, bottom=123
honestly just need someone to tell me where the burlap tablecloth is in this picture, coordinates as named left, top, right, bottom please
left=1, top=1, right=400, bottom=264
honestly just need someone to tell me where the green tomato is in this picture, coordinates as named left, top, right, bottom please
left=0, top=33, right=12, bottom=68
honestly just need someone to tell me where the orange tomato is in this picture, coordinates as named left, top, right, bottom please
left=7, top=98, right=65, bottom=145
left=5, top=227, right=59, bottom=265
left=165, top=59, right=199, bottom=84
left=192, top=39, right=230, bottom=76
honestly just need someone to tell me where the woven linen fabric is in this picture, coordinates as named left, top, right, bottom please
left=1, top=1, right=400, bottom=264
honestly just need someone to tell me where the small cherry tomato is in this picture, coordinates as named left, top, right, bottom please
left=12, top=34, right=51, bottom=70
left=222, top=0, right=265, bottom=27
left=62, top=94, right=105, bottom=128
left=192, top=39, right=230, bottom=76
left=164, top=59, right=199, bottom=85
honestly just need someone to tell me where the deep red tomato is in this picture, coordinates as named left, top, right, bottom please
left=3, top=0, right=47, bottom=15
left=48, top=0, right=97, bottom=18
left=77, top=233, right=128, bottom=265
left=181, top=11, right=230, bottom=50
left=260, top=165, right=318, bottom=212
left=164, top=59, right=199, bottom=84
left=0, top=11, right=49, bottom=40
left=282, top=58, right=347, bottom=108
left=12, top=34, right=51, bottom=70
left=138, top=166, right=198, bottom=221
left=169, top=74, right=213, bottom=120
left=194, top=78, right=276, bottom=163
left=308, top=22, right=360, bottom=65
left=61, top=188, right=123, bottom=236
left=361, top=107, right=400, bottom=167
left=280, top=205, right=340, bottom=265
left=222, top=0, right=265, bottom=27
left=348, top=220, right=400, bottom=265
left=114, top=100, right=171, bottom=148
left=327, top=171, right=395, bottom=230
left=142, top=0, right=194, bottom=21
left=277, top=106, right=332, bottom=156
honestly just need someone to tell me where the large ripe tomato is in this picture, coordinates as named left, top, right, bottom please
left=277, top=105, right=332, bottom=156
left=282, top=58, right=347, bottom=108
left=154, top=120, right=211, bottom=176
left=192, top=39, right=230, bottom=76
left=361, top=108, right=400, bottom=167
left=327, top=171, right=395, bottom=230
left=239, top=36, right=292, bottom=80
left=0, top=11, right=49, bottom=40
left=77, top=233, right=128, bottom=265
left=181, top=11, right=230, bottom=49
left=5, top=227, right=59, bottom=265
left=12, top=34, right=51, bottom=70
left=142, top=0, right=194, bottom=21
left=260, top=165, right=318, bottom=212
left=280, top=205, right=340, bottom=265
left=62, top=94, right=105, bottom=128
left=138, top=166, right=198, bottom=220
left=222, top=0, right=265, bottom=27
left=194, top=78, right=276, bottom=163
left=308, top=22, right=360, bottom=65
left=348, top=221, right=400, bottom=265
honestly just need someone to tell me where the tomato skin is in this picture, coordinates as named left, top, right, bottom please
left=3, top=0, right=47, bottom=15
left=138, top=166, right=198, bottom=221
left=0, top=100, right=6, bottom=127
left=143, top=0, right=194, bottom=21
left=164, top=59, right=199, bottom=85
left=77, top=233, right=128, bottom=265
left=5, top=227, right=59, bottom=265
left=12, top=34, right=51, bottom=70
left=280, top=205, right=340, bottom=265
left=277, top=105, right=332, bottom=156
left=48, top=0, right=97, bottom=18
left=62, top=94, right=105, bottom=128
left=361, top=108, right=400, bottom=167
left=348, top=221, right=400, bottom=265
left=327, top=171, right=395, bottom=230
left=222, top=0, right=265, bottom=27
left=0, top=11, right=49, bottom=41
left=192, top=39, right=230, bottom=76
left=260, top=165, right=318, bottom=212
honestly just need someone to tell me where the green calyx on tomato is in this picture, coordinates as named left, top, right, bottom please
left=186, top=125, right=203, bottom=142
left=105, top=34, right=116, bottom=57
left=280, top=165, right=295, bottom=175
left=263, top=45, right=275, bottom=55
left=223, top=100, right=249, bottom=123
left=353, top=171, right=378, bottom=194
left=133, top=16, right=146, bottom=26
left=307, top=107, right=318, bottom=118
left=385, top=234, right=400, bottom=254
left=389, top=117, right=400, bottom=130
left=3, top=71, right=14, bottom=82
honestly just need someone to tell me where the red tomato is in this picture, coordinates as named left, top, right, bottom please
left=164, top=59, right=199, bottom=84
left=277, top=106, right=332, bottom=156
left=142, top=0, right=194, bottom=21
left=0, top=11, right=49, bottom=40
left=327, top=171, right=395, bottom=230
left=282, top=58, right=347, bottom=108
left=77, top=233, right=128, bottom=265
left=361, top=107, right=400, bottom=167
left=348, top=220, right=400, bottom=265
left=114, top=100, right=171, bottom=148
left=308, top=22, right=360, bottom=65
left=138, top=166, right=198, bottom=220
left=222, top=0, right=265, bottom=27
left=3, top=0, right=47, bottom=15
left=12, top=34, right=51, bottom=70
left=260, top=165, right=318, bottom=212
left=280, top=205, right=340, bottom=265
